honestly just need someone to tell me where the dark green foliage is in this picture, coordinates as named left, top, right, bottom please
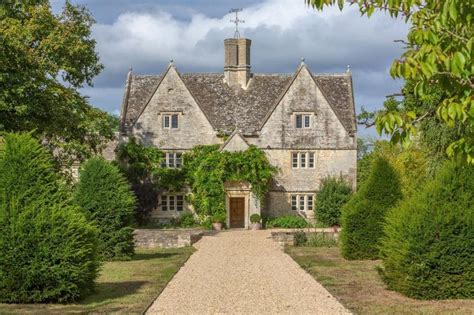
left=74, top=157, right=136, bottom=261
left=266, top=215, right=309, bottom=228
left=250, top=213, right=261, bottom=223
left=380, top=161, right=474, bottom=299
left=0, top=133, right=99, bottom=303
left=340, top=157, right=402, bottom=260
left=170, top=213, right=198, bottom=228
left=294, top=230, right=308, bottom=246
left=315, top=177, right=352, bottom=226
left=184, top=145, right=277, bottom=221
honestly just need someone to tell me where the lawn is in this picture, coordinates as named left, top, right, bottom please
left=0, top=247, right=195, bottom=315
left=287, top=246, right=474, bottom=315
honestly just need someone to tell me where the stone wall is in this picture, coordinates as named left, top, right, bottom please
left=134, top=229, right=204, bottom=249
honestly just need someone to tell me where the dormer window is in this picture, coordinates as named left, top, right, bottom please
left=163, top=114, right=179, bottom=129
left=295, top=113, right=311, bottom=128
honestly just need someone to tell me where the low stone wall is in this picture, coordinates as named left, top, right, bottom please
left=271, top=228, right=340, bottom=249
left=134, top=229, right=205, bottom=249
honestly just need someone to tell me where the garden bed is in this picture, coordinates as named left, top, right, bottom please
left=286, top=246, right=474, bottom=314
left=0, top=247, right=195, bottom=314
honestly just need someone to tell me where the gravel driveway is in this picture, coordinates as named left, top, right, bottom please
left=147, top=230, right=349, bottom=314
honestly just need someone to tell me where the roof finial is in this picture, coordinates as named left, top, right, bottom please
left=301, top=57, right=305, bottom=65
left=128, top=66, right=133, bottom=73
left=229, top=8, right=244, bottom=39
left=346, top=65, right=351, bottom=72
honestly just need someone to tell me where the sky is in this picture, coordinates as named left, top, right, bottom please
left=51, top=0, right=410, bottom=137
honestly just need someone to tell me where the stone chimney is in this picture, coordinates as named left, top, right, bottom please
left=224, top=38, right=251, bottom=89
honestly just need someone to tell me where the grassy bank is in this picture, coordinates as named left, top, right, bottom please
left=287, top=246, right=474, bottom=314
left=0, top=247, right=194, bottom=314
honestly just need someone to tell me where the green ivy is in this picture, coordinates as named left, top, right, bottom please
left=183, top=145, right=277, bottom=220
left=117, top=140, right=277, bottom=223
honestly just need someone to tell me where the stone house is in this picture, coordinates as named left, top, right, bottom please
left=119, top=37, right=357, bottom=228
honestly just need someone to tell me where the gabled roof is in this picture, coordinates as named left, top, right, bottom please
left=219, top=130, right=250, bottom=152
left=120, top=65, right=356, bottom=135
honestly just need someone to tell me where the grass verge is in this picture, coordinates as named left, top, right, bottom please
left=286, top=246, right=474, bottom=314
left=0, top=247, right=195, bottom=314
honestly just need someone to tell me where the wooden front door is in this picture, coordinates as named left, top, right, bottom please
left=229, top=197, right=245, bottom=228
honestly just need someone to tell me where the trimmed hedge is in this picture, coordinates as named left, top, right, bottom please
left=380, top=161, right=474, bottom=299
left=0, top=133, right=99, bottom=303
left=315, top=176, right=352, bottom=226
left=74, top=157, right=136, bottom=261
left=340, top=157, right=402, bottom=260
left=266, top=215, right=309, bottom=228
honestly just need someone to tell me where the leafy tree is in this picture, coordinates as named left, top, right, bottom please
left=74, top=157, right=136, bottom=260
left=380, top=161, right=474, bottom=299
left=340, top=157, right=402, bottom=260
left=0, top=133, right=99, bottom=303
left=0, top=1, right=116, bottom=167
left=357, top=140, right=428, bottom=197
left=315, top=176, right=353, bottom=226
left=307, top=0, right=474, bottom=163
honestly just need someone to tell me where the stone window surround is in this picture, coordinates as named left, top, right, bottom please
left=290, top=193, right=314, bottom=211
left=160, top=194, right=185, bottom=212
left=293, top=112, right=314, bottom=129
left=291, top=151, right=316, bottom=169
left=161, top=111, right=182, bottom=129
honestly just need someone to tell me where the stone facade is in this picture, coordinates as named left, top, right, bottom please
left=119, top=36, right=357, bottom=227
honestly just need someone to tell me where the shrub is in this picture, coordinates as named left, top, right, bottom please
left=340, top=157, right=402, bottom=260
left=315, top=177, right=352, bottom=226
left=250, top=213, right=261, bottom=223
left=0, top=133, right=99, bottom=303
left=266, top=215, right=309, bottom=228
left=74, top=157, right=136, bottom=261
left=293, top=230, right=308, bottom=246
left=379, top=162, right=474, bottom=299
left=171, top=212, right=198, bottom=228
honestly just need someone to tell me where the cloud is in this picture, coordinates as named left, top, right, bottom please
left=78, top=0, right=410, bottom=136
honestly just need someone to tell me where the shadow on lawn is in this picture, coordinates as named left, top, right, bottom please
left=80, top=281, right=148, bottom=304
left=133, top=251, right=180, bottom=261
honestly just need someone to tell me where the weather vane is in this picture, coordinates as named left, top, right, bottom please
left=229, top=8, right=244, bottom=39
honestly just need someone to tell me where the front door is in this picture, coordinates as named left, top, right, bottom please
left=229, top=197, right=245, bottom=228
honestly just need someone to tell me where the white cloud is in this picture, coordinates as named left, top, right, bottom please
left=85, top=0, right=410, bottom=137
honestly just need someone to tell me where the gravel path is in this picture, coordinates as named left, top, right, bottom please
left=147, top=230, right=350, bottom=314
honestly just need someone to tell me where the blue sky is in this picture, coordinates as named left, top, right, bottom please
left=51, top=0, right=409, bottom=137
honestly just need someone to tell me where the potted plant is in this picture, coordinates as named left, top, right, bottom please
left=212, top=213, right=225, bottom=231
left=249, top=213, right=262, bottom=230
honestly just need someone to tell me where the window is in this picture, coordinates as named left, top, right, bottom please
left=290, top=194, right=315, bottom=211
left=292, top=153, right=298, bottom=168
left=308, top=153, right=315, bottom=168
left=295, top=114, right=311, bottom=129
left=162, top=153, right=183, bottom=168
left=291, top=195, right=298, bottom=211
left=160, top=194, right=185, bottom=212
left=163, top=114, right=179, bottom=129
left=177, top=195, right=184, bottom=211
left=300, top=152, right=306, bottom=168
left=291, top=152, right=316, bottom=169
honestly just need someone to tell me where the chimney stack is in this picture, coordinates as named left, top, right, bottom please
left=224, top=38, right=251, bottom=89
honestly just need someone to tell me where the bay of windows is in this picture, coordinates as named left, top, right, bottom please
left=161, top=194, right=184, bottom=212
left=291, top=194, right=314, bottom=211
left=292, top=152, right=315, bottom=168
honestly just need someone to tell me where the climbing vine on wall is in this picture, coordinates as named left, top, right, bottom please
left=183, top=145, right=278, bottom=220
left=118, top=139, right=277, bottom=223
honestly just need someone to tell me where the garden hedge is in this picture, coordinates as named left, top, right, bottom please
left=340, top=157, right=402, bottom=260
left=74, top=157, right=136, bottom=260
left=315, top=176, right=352, bottom=226
left=380, top=161, right=474, bottom=299
left=0, top=133, right=99, bottom=303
